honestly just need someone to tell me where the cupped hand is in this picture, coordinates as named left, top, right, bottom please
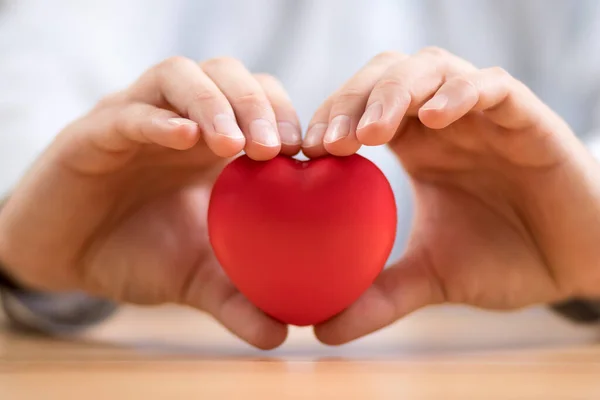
left=0, top=56, right=302, bottom=349
left=304, top=48, right=600, bottom=344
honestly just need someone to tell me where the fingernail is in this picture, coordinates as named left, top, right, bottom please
left=357, top=103, right=383, bottom=130
left=324, top=115, right=350, bottom=144
left=277, top=121, right=302, bottom=146
left=168, top=117, right=197, bottom=126
left=249, top=119, right=280, bottom=147
left=214, top=114, right=245, bottom=140
left=422, top=94, right=448, bottom=111
left=303, top=123, right=328, bottom=148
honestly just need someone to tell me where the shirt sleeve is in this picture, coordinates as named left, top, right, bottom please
left=0, top=285, right=118, bottom=335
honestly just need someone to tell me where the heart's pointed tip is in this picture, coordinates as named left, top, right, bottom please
left=264, top=308, right=345, bottom=328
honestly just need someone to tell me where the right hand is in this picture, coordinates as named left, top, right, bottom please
left=0, top=56, right=302, bottom=349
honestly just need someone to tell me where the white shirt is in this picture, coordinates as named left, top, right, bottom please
left=2, top=1, right=600, bottom=330
left=2, top=0, right=600, bottom=260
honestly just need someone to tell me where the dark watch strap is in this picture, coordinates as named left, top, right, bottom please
left=0, top=200, right=21, bottom=291
left=0, top=263, right=21, bottom=291
left=550, top=299, right=600, bottom=324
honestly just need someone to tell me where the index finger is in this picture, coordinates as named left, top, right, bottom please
left=128, top=56, right=246, bottom=158
left=356, top=48, right=476, bottom=147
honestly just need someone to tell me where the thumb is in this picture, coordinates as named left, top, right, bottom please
left=314, top=249, right=444, bottom=345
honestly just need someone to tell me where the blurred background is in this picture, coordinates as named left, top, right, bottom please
left=4, top=4, right=600, bottom=398
left=1, top=0, right=600, bottom=266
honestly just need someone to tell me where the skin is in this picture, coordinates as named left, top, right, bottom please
left=0, top=56, right=302, bottom=349
left=2, top=49, right=600, bottom=349
left=303, top=48, right=600, bottom=345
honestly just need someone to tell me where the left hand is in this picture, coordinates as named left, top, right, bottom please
left=0, top=57, right=299, bottom=349
left=303, top=48, right=600, bottom=344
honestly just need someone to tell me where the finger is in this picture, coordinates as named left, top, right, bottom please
left=201, top=57, right=281, bottom=161
left=185, top=259, right=288, bottom=350
left=65, top=103, right=201, bottom=173
left=101, top=103, right=200, bottom=151
left=418, top=67, right=547, bottom=130
left=302, top=95, right=332, bottom=158
left=322, top=51, right=406, bottom=156
left=356, top=47, right=476, bottom=146
left=314, top=252, right=443, bottom=345
left=254, top=73, right=302, bottom=156
left=128, top=56, right=246, bottom=158
left=302, top=52, right=404, bottom=158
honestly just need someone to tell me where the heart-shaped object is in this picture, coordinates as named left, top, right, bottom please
left=207, top=154, right=397, bottom=326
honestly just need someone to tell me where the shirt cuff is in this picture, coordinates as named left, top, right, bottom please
left=1, top=288, right=118, bottom=335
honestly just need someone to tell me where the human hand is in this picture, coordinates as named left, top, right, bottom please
left=0, top=56, right=302, bottom=349
left=303, top=48, right=600, bottom=344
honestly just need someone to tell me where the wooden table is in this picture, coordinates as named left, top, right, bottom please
left=1, top=303, right=600, bottom=399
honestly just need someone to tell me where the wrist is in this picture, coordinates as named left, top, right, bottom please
left=0, top=195, right=37, bottom=292
left=0, top=197, right=22, bottom=291
left=0, top=197, right=119, bottom=333
left=0, top=260, right=22, bottom=291
left=0, top=197, right=19, bottom=290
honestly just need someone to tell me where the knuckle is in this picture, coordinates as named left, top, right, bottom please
left=484, top=66, right=524, bottom=96
left=374, top=78, right=412, bottom=105
left=96, top=91, right=128, bottom=109
left=158, top=55, right=194, bottom=72
left=243, top=322, right=272, bottom=349
left=146, top=106, right=168, bottom=120
left=449, top=75, right=478, bottom=92
left=488, top=66, right=510, bottom=78
left=253, top=73, right=280, bottom=85
left=202, top=56, right=244, bottom=70
left=189, top=88, right=218, bottom=105
left=232, top=91, right=269, bottom=108
left=114, top=106, right=137, bottom=136
left=376, top=77, right=410, bottom=93
left=420, top=46, right=450, bottom=58
left=335, top=87, right=367, bottom=102
left=329, top=90, right=366, bottom=115
left=373, top=50, right=404, bottom=62
left=487, top=66, right=514, bottom=86
left=152, top=56, right=195, bottom=88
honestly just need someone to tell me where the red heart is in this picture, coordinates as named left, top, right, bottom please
left=208, top=154, right=397, bottom=326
